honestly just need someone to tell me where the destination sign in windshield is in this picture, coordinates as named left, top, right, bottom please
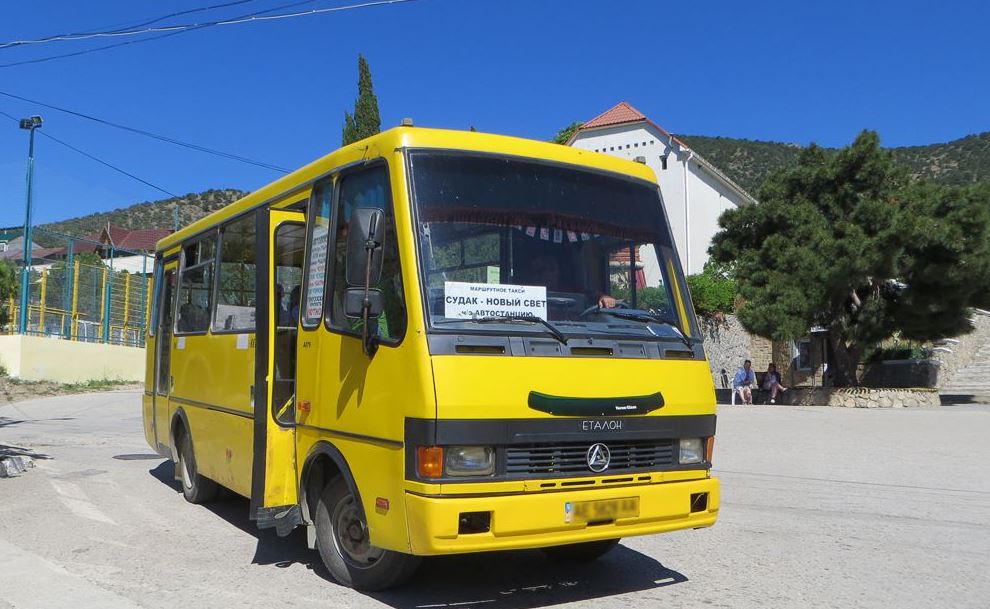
left=444, top=281, right=547, bottom=320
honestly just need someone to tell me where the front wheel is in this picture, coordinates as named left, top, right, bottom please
left=176, top=430, right=218, bottom=504
left=314, top=478, right=421, bottom=591
left=542, top=538, right=621, bottom=561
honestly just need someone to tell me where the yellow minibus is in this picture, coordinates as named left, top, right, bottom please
left=143, top=125, right=719, bottom=590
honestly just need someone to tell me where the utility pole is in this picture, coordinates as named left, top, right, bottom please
left=18, top=115, right=43, bottom=335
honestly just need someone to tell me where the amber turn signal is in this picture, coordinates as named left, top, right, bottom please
left=705, top=437, right=715, bottom=464
left=416, top=446, right=444, bottom=478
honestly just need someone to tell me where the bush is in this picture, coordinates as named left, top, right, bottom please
left=0, top=258, right=16, bottom=328
left=864, top=343, right=933, bottom=362
left=686, top=262, right=736, bottom=318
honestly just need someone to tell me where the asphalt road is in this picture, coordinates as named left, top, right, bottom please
left=1, top=391, right=988, bottom=609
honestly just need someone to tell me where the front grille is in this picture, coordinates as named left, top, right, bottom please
left=505, top=440, right=675, bottom=477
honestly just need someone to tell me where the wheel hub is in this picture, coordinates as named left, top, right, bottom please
left=332, top=496, right=383, bottom=567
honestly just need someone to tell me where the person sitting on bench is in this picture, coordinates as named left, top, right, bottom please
left=763, top=362, right=787, bottom=404
left=732, top=359, right=756, bottom=405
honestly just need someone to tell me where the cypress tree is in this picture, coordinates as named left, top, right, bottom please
left=342, top=54, right=382, bottom=146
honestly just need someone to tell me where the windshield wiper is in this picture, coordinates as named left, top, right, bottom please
left=436, top=315, right=569, bottom=345
left=592, top=309, right=693, bottom=349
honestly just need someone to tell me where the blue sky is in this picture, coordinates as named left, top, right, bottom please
left=1, top=0, right=988, bottom=228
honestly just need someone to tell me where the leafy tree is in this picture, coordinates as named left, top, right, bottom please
left=342, top=54, right=382, bottom=146
left=0, top=259, right=16, bottom=328
left=552, top=121, right=583, bottom=145
left=686, top=261, right=736, bottom=318
left=710, top=130, right=990, bottom=386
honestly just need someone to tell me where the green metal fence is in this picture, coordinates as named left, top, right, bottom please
left=3, top=228, right=152, bottom=347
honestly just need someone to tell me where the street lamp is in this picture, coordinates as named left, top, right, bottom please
left=18, top=115, right=42, bottom=335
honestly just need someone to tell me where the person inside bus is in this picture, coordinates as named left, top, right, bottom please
left=763, top=362, right=787, bottom=404
left=287, top=285, right=301, bottom=325
left=530, top=253, right=617, bottom=309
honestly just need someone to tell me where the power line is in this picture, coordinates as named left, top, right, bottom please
left=0, top=0, right=321, bottom=69
left=0, top=0, right=416, bottom=66
left=0, top=0, right=261, bottom=50
left=38, top=131, right=180, bottom=198
left=0, top=89, right=291, bottom=173
left=0, top=109, right=178, bottom=198
left=1, top=0, right=409, bottom=47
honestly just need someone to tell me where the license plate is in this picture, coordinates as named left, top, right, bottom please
left=565, top=497, right=639, bottom=523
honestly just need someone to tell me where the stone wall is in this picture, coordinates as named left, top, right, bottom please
left=932, top=309, right=990, bottom=387
left=701, top=315, right=827, bottom=389
left=700, top=315, right=753, bottom=390
left=788, top=387, right=940, bottom=408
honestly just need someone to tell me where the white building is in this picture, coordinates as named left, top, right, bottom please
left=568, top=102, right=757, bottom=275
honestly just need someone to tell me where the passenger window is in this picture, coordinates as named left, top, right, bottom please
left=328, top=164, right=406, bottom=342
left=176, top=235, right=217, bottom=334
left=302, top=183, right=333, bottom=328
left=214, top=214, right=257, bottom=332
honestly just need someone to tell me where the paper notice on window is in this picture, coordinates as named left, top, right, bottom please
left=304, top=226, right=329, bottom=320
left=444, top=282, right=547, bottom=320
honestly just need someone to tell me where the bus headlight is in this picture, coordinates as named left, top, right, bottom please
left=679, top=438, right=704, bottom=464
left=444, top=446, right=495, bottom=476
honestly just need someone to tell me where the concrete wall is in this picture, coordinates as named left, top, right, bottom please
left=571, top=124, right=747, bottom=274
left=0, top=335, right=145, bottom=383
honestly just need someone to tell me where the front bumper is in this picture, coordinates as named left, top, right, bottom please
left=404, top=476, right=719, bottom=555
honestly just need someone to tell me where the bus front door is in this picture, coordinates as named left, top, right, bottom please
left=250, top=208, right=306, bottom=534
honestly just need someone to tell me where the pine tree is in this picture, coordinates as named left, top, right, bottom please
left=710, top=131, right=990, bottom=386
left=342, top=54, right=382, bottom=146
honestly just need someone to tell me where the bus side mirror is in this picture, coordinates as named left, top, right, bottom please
left=344, top=288, right=383, bottom=318
left=345, top=207, right=386, bottom=357
left=346, top=207, right=385, bottom=288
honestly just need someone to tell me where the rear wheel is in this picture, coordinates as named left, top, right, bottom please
left=176, top=429, right=218, bottom=504
left=542, top=538, right=621, bottom=561
left=314, top=478, right=420, bottom=591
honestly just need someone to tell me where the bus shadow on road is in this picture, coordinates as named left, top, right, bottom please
left=371, top=545, right=688, bottom=609
left=149, top=460, right=687, bottom=607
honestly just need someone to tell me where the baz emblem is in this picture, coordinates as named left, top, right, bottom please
left=586, top=443, right=611, bottom=473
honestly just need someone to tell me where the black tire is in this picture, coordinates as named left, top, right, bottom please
left=314, top=478, right=420, bottom=591
left=176, top=429, right=219, bottom=504
left=542, top=538, right=621, bottom=562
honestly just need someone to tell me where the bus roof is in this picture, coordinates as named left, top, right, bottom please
left=157, top=126, right=658, bottom=252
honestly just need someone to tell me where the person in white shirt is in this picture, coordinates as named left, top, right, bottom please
left=732, top=359, right=756, bottom=405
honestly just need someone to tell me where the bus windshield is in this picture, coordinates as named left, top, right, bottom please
left=409, top=151, right=694, bottom=342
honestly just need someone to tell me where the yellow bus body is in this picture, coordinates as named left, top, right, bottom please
left=143, top=126, right=718, bottom=563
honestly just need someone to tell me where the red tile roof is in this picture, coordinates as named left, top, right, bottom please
left=568, top=102, right=759, bottom=205
left=99, top=224, right=172, bottom=251
left=570, top=101, right=689, bottom=149
left=581, top=101, right=648, bottom=129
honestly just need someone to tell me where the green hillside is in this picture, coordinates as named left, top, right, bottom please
left=680, top=132, right=990, bottom=195
left=36, top=189, right=246, bottom=245
left=32, top=130, right=990, bottom=240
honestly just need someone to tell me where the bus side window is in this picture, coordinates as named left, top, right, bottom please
left=213, top=213, right=257, bottom=332
left=176, top=235, right=217, bottom=334
left=328, top=164, right=407, bottom=343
